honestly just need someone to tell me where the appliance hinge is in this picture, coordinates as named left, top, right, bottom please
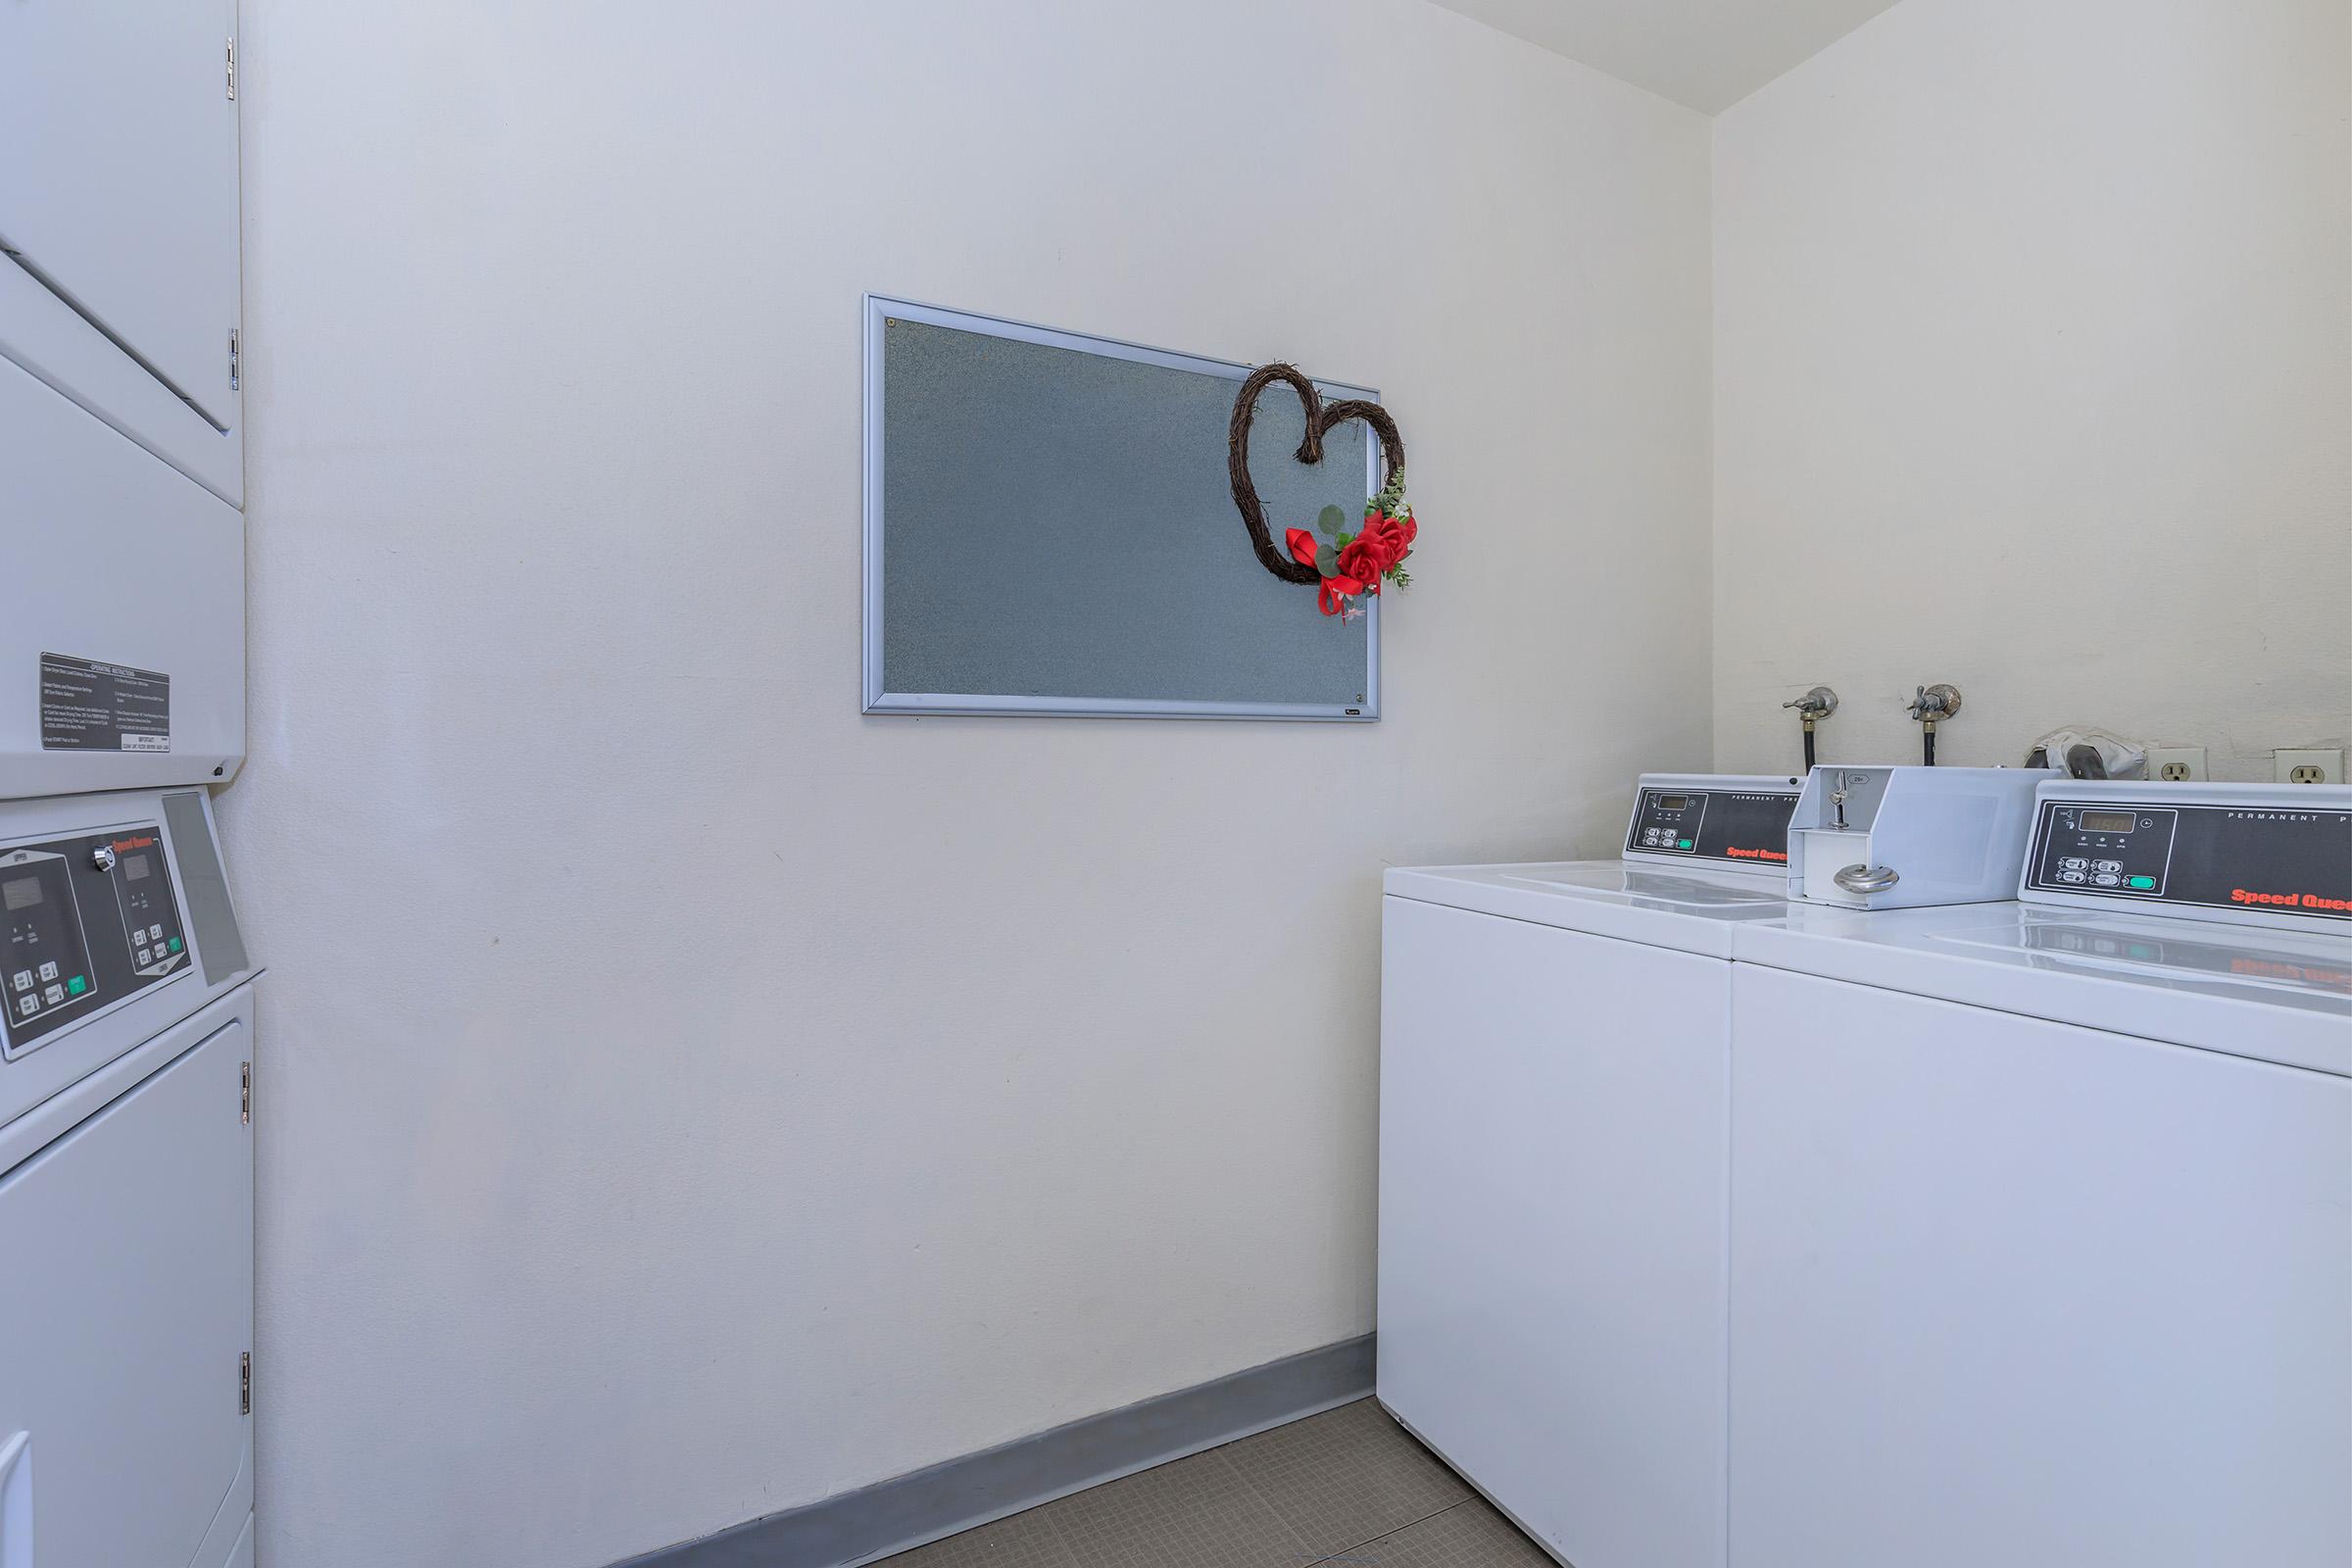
left=240, top=1060, right=251, bottom=1124
left=239, top=1351, right=251, bottom=1414
left=228, top=328, right=240, bottom=391
left=226, top=36, right=238, bottom=101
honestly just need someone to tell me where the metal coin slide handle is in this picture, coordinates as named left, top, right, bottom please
left=1835, top=863, right=1900, bottom=896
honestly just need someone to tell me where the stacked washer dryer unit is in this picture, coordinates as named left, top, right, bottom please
left=1, top=7, right=257, bottom=1566
left=1379, top=774, right=1804, bottom=1568
left=1731, top=781, right=2351, bottom=1568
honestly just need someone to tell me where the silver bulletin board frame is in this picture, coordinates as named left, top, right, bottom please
left=861, top=295, right=1382, bottom=720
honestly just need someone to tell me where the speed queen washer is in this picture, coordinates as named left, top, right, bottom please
left=1727, top=782, right=2351, bottom=1568
left=1378, top=773, right=1802, bottom=1568
left=0, top=789, right=258, bottom=1568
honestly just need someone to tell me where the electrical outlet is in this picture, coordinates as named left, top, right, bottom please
left=2274, top=748, right=2345, bottom=786
left=2147, top=746, right=2206, bottom=783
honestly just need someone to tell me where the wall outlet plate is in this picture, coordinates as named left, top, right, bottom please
left=2147, top=745, right=2207, bottom=783
left=2274, top=748, right=2345, bottom=786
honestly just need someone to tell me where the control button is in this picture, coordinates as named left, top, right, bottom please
left=2059, top=870, right=2087, bottom=884
left=147, top=924, right=163, bottom=942
left=167, top=937, right=181, bottom=954
left=66, top=975, right=86, bottom=995
left=136, top=948, right=152, bottom=966
left=41, top=984, right=63, bottom=1005
left=36, top=961, right=57, bottom=983
left=2093, top=874, right=2121, bottom=887
left=2094, top=859, right=2123, bottom=874
left=89, top=844, right=116, bottom=872
left=10, top=971, right=29, bottom=994
left=2128, top=875, right=2157, bottom=891
left=2060, top=858, right=2089, bottom=871
left=1677, top=839, right=1694, bottom=850
left=15, top=995, right=35, bottom=1018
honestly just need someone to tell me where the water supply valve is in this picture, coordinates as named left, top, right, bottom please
left=1783, top=686, right=1838, bottom=769
left=1906, top=684, right=1962, bottom=766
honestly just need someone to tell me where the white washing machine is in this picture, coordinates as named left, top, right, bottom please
left=1379, top=773, right=1802, bottom=1568
left=0, top=789, right=258, bottom=1568
left=1727, top=781, right=2352, bottom=1568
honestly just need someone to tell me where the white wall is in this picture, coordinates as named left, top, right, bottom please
left=222, top=3, right=1712, bottom=1563
left=1713, top=0, right=2352, bottom=775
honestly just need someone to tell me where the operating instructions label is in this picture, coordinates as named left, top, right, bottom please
left=40, top=653, right=172, bottom=753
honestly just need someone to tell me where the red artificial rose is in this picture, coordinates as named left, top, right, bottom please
left=1354, top=512, right=1414, bottom=575
left=1317, top=573, right=1364, bottom=616
left=1336, top=539, right=1389, bottom=591
left=1287, top=528, right=1320, bottom=568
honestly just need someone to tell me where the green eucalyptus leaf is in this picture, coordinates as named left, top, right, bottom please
left=1316, top=504, right=1346, bottom=536
left=1315, top=543, right=1337, bottom=576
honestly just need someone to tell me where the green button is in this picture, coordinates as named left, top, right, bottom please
left=168, top=937, right=182, bottom=953
left=1678, top=839, right=1693, bottom=850
left=67, top=975, right=86, bottom=995
left=2128, top=876, right=2156, bottom=890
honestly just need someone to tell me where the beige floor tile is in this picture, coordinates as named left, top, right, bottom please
left=879, top=1504, right=1081, bottom=1568
left=1318, top=1499, right=1554, bottom=1568
left=1221, top=1399, right=1472, bottom=1558
left=1039, top=1449, right=1316, bottom=1568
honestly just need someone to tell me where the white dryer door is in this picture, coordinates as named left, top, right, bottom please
left=0, top=0, right=244, bottom=434
left=0, top=1017, right=251, bottom=1566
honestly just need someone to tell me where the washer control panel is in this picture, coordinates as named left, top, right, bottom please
left=2025, top=787, right=2351, bottom=929
left=1624, top=775, right=1802, bottom=870
left=1, top=824, right=188, bottom=1056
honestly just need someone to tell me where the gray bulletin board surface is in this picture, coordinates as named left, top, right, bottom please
left=862, top=297, right=1380, bottom=719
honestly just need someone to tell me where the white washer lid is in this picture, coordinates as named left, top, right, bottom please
left=1384, top=860, right=1797, bottom=957
left=1735, top=902, right=2352, bottom=1078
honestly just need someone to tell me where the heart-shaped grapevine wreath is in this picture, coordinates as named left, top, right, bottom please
left=1226, top=364, right=1418, bottom=621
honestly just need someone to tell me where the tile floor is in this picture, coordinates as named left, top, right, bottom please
left=876, top=1398, right=1553, bottom=1568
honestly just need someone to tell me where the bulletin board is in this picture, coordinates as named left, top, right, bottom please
left=861, top=296, right=1381, bottom=720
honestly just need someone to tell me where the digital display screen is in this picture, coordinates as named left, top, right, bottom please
left=1653, top=795, right=1691, bottom=810
left=3, top=876, right=42, bottom=912
left=124, top=854, right=151, bottom=882
left=2080, top=810, right=2138, bottom=833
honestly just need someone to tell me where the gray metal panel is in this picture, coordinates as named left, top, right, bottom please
left=865, top=297, right=1380, bottom=720
left=0, top=358, right=247, bottom=796
left=165, top=789, right=248, bottom=985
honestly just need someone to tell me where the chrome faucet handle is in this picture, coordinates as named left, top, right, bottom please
left=1906, top=683, right=1961, bottom=723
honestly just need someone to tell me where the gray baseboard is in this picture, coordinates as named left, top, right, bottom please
left=611, top=1333, right=1378, bottom=1568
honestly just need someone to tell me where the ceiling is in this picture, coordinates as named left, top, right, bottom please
left=1425, top=0, right=1908, bottom=114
